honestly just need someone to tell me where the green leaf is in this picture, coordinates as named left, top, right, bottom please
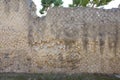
left=54, top=0, right=63, bottom=6
left=40, top=7, right=46, bottom=14
left=69, top=4, right=75, bottom=7
left=73, top=0, right=81, bottom=6
left=93, top=0, right=99, bottom=4
left=97, top=0, right=112, bottom=6
left=81, top=0, right=90, bottom=7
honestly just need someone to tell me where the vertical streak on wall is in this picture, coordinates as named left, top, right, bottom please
left=114, top=24, right=118, bottom=56
left=82, top=22, right=88, bottom=53
left=3, top=0, right=10, bottom=15
left=99, top=30, right=105, bottom=55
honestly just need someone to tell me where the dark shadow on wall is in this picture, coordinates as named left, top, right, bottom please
left=28, top=16, right=46, bottom=47
left=28, top=25, right=34, bottom=47
left=27, top=1, right=47, bottom=47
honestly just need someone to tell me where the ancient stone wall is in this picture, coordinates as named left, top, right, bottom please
left=0, top=0, right=120, bottom=74
left=0, top=0, right=30, bottom=49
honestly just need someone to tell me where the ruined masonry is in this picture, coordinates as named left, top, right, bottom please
left=0, top=0, right=120, bottom=74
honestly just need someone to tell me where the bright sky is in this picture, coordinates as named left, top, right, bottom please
left=32, top=0, right=120, bottom=17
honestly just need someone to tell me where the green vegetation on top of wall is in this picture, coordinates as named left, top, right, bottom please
left=69, top=0, right=112, bottom=7
left=40, top=0, right=63, bottom=14
left=40, top=0, right=113, bottom=14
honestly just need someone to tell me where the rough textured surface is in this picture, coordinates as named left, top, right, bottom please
left=0, top=0, right=29, bottom=49
left=0, top=0, right=120, bottom=74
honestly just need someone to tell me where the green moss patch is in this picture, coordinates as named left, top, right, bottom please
left=0, top=73, right=119, bottom=80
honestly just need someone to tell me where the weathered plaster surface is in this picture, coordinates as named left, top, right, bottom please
left=0, top=0, right=120, bottom=74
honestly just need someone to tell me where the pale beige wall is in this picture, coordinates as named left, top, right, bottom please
left=0, top=0, right=29, bottom=49
left=0, top=0, right=120, bottom=74
left=30, top=8, right=120, bottom=74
